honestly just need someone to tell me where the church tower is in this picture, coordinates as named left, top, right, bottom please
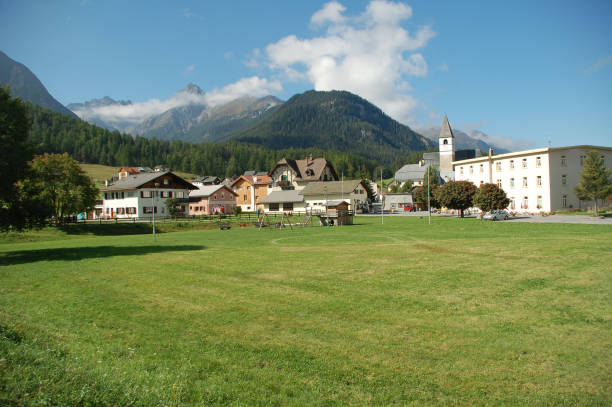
left=439, top=115, right=455, bottom=172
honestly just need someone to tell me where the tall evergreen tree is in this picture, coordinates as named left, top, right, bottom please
left=0, top=86, right=39, bottom=230
left=574, top=151, right=612, bottom=216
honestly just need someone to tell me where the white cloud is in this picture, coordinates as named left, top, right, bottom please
left=183, top=8, right=203, bottom=20
left=204, top=77, right=282, bottom=106
left=261, top=0, right=435, bottom=124
left=587, top=55, right=612, bottom=73
left=72, top=77, right=281, bottom=126
left=311, top=1, right=347, bottom=27
left=185, top=64, right=195, bottom=73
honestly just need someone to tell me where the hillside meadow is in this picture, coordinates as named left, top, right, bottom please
left=0, top=217, right=610, bottom=406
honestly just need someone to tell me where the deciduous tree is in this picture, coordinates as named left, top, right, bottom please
left=25, top=153, right=98, bottom=222
left=435, top=180, right=477, bottom=217
left=414, top=166, right=441, bottom=209
left=574, top=151, right=612, bottom=216
left=473, top=183, right=510, bottom=213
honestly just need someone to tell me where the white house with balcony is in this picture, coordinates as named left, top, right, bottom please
left=102, top=171, right=197, bottom=218
left=453, top=145, right=612, bottom=213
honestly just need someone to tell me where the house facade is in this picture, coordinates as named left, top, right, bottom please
left=454, top=145, right=612, bottom=212
left=189, top=185, right=237, bottom=215
left=102, top=171, right=196, bottom=218
left=231, top=174, right=272, bottom=212
left=263, top=155, right=339, bottom=213
left=384, top=193, right=414, bottom=212
left=268, top=155, right=338, bottom=191
left=300, top=180, right=370, bottom=212
left=260, top=190, right=305, bottom=213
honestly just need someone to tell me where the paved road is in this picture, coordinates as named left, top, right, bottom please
left=506, top=214, right=612, bottom=225
left=359, top=212, right=612, bottom=225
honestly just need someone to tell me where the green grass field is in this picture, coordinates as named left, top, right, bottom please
left=1, top=217, right=611, bottom=406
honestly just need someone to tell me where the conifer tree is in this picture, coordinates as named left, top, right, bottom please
left=574, top=151, right=612, bottom=216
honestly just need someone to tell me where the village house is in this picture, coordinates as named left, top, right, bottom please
left=192, top=176, right=220, bottom=187
left=300, top=180, right=370, bottom=212
left=259, top=190, right=305, bottom=213
left=189, top=184, right=237, bottom=215
left=384, top=193, right=415, bottom=212
left=260, top=179, right=370, bottom=214
left=262, top=155, right=339, bottom=213
left=231, top=173, right=272, bottom=212
left=269, top=155, right=338, bottom=191
left=454, top=145, right=612, bottom=213
left=102, top=170, right=196, bottom=218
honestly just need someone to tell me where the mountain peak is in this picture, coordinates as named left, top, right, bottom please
left=182, top=83, right=204, bottom=95
left=0, top=50, right=77, bottom=118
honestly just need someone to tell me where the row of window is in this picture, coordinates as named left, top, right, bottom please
left=496, top=174, right=569, bottom=189
left=104, top=191, right=187, bottom=199
left=508, top=194, right=571, bottom=210
left=104, top=207, right=139, bottom=215
left=508, top=196, right=543, bottom=210
left=459, top=154, right=604, bottom=175
left=269, top=203, right=293, bottom=211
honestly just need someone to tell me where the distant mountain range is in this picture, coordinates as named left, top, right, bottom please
left=0, top=50, right=77, bottom=118
left=1, top=49, right=509, bottom=162
left=67, top=83, right=282, bottom=143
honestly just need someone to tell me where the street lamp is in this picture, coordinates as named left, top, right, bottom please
left=152, top=182, right=160, bottom=241
left=324, top=186, right=328, bottom=220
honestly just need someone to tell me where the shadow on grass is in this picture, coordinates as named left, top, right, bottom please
left=0, top=245, right=205, bottom=266
left=58, top=223, right=155, bottom=236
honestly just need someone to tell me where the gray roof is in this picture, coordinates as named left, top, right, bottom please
left=394, top=164, right=453, bottom=184
left=394, top=164, right=427, bottom=182
left=300, top=180, right=365, bottom=196
left=103, top=170, right=179, bottom=191
left=260, top=190, right=304, bottom=204
left=385, top=193, right=414, bottom=204
left=440, top=115, right=454, bottom=139
left=190, top=185, right=228, bottom=198
left=193, top=176, right=219, bottom=183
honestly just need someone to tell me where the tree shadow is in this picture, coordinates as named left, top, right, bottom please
left=57, top=223, right=156, bottom=236
left=0, top=245, right=205, bottom=266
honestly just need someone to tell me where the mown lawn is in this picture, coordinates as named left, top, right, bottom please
left=1, top=217, right=611, bottom=406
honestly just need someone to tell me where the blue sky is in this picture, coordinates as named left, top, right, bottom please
left=1, top=0, right=610, bottom=150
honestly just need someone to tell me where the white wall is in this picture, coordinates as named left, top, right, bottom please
left=454, top=146, right=612, bottom=213
left=103, top=188, right=189, bottom=218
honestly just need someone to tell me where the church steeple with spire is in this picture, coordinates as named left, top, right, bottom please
left=439, top=115, right=455, bottom=172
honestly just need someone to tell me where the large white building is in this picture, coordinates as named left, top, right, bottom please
left=454, top=145, right=612, bottom=213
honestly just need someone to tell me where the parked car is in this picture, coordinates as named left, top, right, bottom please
left=482, top=210, right=510, bottom=221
